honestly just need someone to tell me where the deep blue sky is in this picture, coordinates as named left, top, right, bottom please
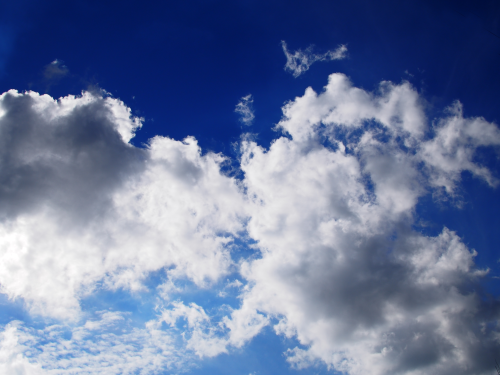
left=1, top=1, right=500, bottom=373
left=2, top=0, right=500, bottom=152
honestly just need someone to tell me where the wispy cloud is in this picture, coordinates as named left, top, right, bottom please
left=41, top=59, right=69, bottom=93
left=43, top=59, right=69, bottom=81
left=0, top=89, right=243, bottom=320
left=235, top=94, right=255, bottom=125
left=282, top=40, right=347, bottom=77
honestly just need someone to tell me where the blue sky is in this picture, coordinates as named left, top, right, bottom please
left=1, top=1, right=500, bottom=374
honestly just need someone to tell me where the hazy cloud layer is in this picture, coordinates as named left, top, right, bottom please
left=282, top=41, right=347, bottom=77
left=1, top=73, right=500, bottom=374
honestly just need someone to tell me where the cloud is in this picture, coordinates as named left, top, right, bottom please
left=228, top=73, right=500, bottom=375
left=0, top=89, right=245, bottom=320
left=235, top=94, right=255, bottom=125
left=0, top=311, right=193, bottom=374
left=160, top=301, right=229, bottom=358
left=43, top=59, right=69, bottom=81
left=0, top=72, right=500, bottom=374
left=282, top=41, right=347, bottom=77
left=420, top=101, right=500, bottom=193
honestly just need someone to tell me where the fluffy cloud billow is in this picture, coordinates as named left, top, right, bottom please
left=0, top=89, right=245, bottom=321
left=237, top=74, right=500, bottom=375
left=0, top=73, right=500, bottom=375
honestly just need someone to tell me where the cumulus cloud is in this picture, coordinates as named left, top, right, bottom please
left=420, top=101, right=500, bottom=193
left=0, top=89, right=245, bottom=320
left=235, top=94, right=255, bottom=125
left=160, top=301, right=229, bottom=358
left=0, top=72, right=500, bottom=375
left=229, top=73, right=500, bottom=375
left=282, top=41, right=347, bottom=77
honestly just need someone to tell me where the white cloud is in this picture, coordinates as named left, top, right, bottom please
left=235, top=94, right=255, bottom=125
left=228, top=73, right=500, bottom=375
left=157, top=299, right=268, bottom=358
left=0, top=90, right=245, bottom=320
left=420, top=101, right=500, bottom=193
left=160, top=301, right=229, bottom=358
left=0, top=311, right=192, bottom=374
left=282, top=41, right=347, bottom=77
left=0, top=72, right=500, bottom=375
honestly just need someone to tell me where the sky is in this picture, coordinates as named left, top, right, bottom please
left=0, top=0, right=500, bottom=374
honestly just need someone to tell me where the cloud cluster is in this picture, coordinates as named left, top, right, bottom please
left=282, top=41, right=347, bottom=77
left=1, top=73, right=500, bottom=374
left=0, top=311, right=191, bottom=374
left=0, top=89, right=245, bottom=320
left=231, top=73, right=500, bottom=375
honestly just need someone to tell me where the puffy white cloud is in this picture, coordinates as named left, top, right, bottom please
left=228, top=73, right=500, bottom=375
left=160, top=301, right=229, bottom=358
left=156, top=295, right=269, bottom=358
left=278, top=73, right=426, bottom=141
left=282, top=41, right=347, bottom=77
left=235, top=94, right=255, bottom=126
left=1, top=71, right=500, bottom=375
left=420, top=101, right=500, bottom=193
left=0, top=89, right=245, bottom=320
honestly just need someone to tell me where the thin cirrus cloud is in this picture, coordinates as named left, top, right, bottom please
left=281, top=40, right=348, bottom=77
left=235, top=94, right=255, bottom=125
left=0, top=72, right=500, bottom=374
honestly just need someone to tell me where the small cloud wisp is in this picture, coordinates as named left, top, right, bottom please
left=235, top=94, right=255, bottom=125
left=282, top=40, right=347, bottom=77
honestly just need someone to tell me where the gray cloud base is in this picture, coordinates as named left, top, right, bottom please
left=0, top=90, right=144, bottom=223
